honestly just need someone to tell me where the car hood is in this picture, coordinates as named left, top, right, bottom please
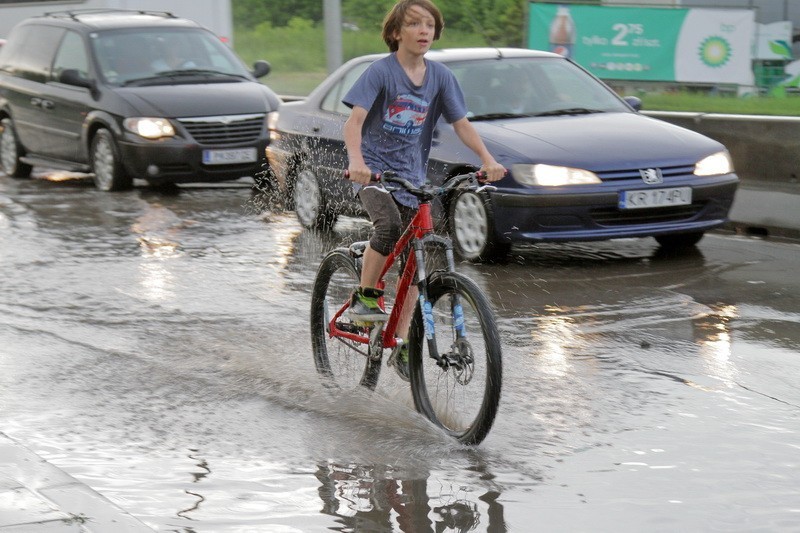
left=116, top=82, right=277, bottom=118
left=473, top=112, right=724, bottom=170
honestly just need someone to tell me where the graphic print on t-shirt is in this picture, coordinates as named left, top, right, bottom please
left=383, top=94, right=428, bottom=136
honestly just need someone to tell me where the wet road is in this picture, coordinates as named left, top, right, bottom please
left=1, top=174, right=799, bottom=532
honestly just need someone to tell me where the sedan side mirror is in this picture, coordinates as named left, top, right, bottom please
left=624, top=96, right=642, bottom=112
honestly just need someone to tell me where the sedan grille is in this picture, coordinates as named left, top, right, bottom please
left=178, top=113, right=265, bottom=145
left=596, top=164, right=696, bottom=182
left=591, top=202, right=705, bottom=226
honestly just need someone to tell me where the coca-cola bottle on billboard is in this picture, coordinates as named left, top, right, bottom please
left=549, top=5, right=575, bottom=58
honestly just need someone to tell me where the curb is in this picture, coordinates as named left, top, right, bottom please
left=726, top=184, right=800, bottom=240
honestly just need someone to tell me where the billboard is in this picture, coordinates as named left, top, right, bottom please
left=529, top=3, right=756, bottom=85
left=754, top=21, right=792, bottom=60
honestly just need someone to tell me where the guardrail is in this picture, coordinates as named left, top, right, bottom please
left=644, top=111, right=800, bottom=237
left=278, top=94, right=305, bottom=103
left=643, top=111, right=800, bottom=191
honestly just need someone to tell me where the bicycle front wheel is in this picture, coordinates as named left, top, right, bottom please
left=408, top=272, right=502, bottom=445
left=310, top=249, right=381, bottom=391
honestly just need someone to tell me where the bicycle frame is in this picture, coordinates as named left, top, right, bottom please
left=326, top=199, right=458, bottom=360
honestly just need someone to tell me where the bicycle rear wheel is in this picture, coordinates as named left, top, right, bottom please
left=310, top=249, right=381, bottom=391
left=408, top=272, right=502, bottom=445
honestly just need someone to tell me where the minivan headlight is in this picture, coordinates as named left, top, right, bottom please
left=267, top=111, right=280, bottom=141
left=694, top=150, right=734, bottom=176
left=512, top=163, right=601, bottom=186
left=123, top=117, right=175, bottom=139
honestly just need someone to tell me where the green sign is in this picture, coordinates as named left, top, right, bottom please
left=529, top=3, right=756, bottom=85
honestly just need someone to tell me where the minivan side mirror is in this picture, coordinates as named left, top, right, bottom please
left=59, top=69, right=93, bottom=90
left=252, top=60, right=270, bottom=79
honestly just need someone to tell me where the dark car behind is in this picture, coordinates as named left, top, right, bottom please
left=0, top=9, right=279, bottom=191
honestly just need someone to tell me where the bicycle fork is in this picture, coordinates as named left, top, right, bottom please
left=413, top=237, right=470, bottom=373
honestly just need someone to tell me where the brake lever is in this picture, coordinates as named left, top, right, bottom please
left=473, top=169, right=505, bottom=192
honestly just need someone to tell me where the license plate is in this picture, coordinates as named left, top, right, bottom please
left=202, top=148, right=257, bottom=165
left=619, top=187, right=692, bottom=209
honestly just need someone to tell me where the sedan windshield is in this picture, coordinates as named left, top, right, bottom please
left=91, top=28, right=250, bottom=86
left=447, top=56, right=631, bottom=119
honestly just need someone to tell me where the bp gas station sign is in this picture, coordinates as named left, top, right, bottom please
left=528, top=3, right=756, bottom=86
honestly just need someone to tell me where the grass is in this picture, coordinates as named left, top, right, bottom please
left=234, top=24, right=800, bottom=115
left=637, top=90, right=800, bottom=116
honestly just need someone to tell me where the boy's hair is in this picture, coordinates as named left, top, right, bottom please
left=382, top=0, right=444, bottom=52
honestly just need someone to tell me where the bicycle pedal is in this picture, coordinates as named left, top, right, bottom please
left=368, top=324, right=385, bottom=361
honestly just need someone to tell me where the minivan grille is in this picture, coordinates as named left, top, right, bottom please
left=178, top=113, right=265, bottom=145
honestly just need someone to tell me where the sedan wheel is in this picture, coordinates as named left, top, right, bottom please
left=90, top=129, right=132, bottom=191
left=0, top=118, right=33, bottom=178
left=449, top=190, right=509, bottom=262
left=293, top=168, right=337, bottom=231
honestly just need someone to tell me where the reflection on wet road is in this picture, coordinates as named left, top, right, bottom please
left=1, top=176, right=799, bottom=531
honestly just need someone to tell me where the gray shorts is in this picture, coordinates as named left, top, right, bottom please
left=358, top=186, right=416, bottom=256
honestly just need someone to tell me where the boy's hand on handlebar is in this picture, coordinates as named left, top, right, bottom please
left=480, top=161, right=506, bottom=182
left=347, top=163, right=373, bottom=185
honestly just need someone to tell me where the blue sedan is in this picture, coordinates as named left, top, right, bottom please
left=265, top=48, right=738, bottom=261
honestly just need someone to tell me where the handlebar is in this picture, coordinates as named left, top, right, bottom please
left=344, top=170, right=498, bottom=201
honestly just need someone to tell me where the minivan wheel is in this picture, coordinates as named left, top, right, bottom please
left=90, top=129, right=132, bottom=191
left=449, top=190, right=510, bottom=262
left=293, top=168, right=337, bottom=231
left=0, top=117, right=33, bottom=178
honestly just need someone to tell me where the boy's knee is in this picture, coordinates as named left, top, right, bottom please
left=371, top=222, right=403, bottom=255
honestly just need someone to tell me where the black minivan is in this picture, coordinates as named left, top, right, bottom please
left=0, top=9, right=279, bottom=191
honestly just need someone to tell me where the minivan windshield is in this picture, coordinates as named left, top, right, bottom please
left=91, top=28, right=250, bottom=86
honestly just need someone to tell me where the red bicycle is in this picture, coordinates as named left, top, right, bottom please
left=309, top=171, right=502, bottom=445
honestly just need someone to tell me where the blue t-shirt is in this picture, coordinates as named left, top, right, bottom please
left=343, top=53, right=467, bottom=207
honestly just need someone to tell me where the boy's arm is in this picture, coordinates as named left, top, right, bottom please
left=452, top=117, right=505, bottom=181
left=343, top=106, right=373, bottom=185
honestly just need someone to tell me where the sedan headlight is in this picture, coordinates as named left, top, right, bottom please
left=512, top=163, right=601, bottom=186
left=123, top=118, right=175, bottom=139
left=694, top=150, right=734, bottom=176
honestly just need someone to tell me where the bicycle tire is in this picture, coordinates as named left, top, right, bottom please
left=310, top=249, right=381, bottom=391
left=408, top=271, right=502, bottom=445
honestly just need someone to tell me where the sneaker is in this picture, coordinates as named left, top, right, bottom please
left=347, top=287, right=388, bottom=324
left=390, top=341, right=410, bottom=382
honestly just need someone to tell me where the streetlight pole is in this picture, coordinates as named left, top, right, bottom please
left=323, top=0, right=343, bottom=73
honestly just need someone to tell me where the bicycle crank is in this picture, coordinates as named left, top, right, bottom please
left=368, top=323, right=384, bottom=362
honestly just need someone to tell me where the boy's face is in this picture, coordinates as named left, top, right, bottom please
left=395, top=5, right=436, bottom=55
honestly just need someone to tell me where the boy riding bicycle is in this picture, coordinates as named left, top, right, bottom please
left=343, top=0, right=505, bottom=381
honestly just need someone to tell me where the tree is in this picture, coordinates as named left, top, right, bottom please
left=233, top=0, right=322, bottom=29
left=233, top=0, right=527, bottom=46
